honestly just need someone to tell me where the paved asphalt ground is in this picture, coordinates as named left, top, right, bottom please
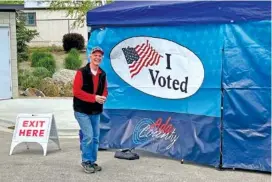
left=0, top=131, right=270, bottom=182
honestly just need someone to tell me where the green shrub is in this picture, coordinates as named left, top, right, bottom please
left=36, top=56, right=56, bottom=74
left=62, top=33, right=85, bottom=52
left=32, top=67, right=52, bottom=78
left=69, top=48, right=80, bottom=58
left=64, top=49, right=82, bottom=70
left=18, top=69, right=31, bottom=87
left=31, top=51, right=54, bottom=67
left=18, top=69, right=40, bottom=90
left=17, top=51, right=29, bottom=63
left=21, top=76, right=40, bottom=90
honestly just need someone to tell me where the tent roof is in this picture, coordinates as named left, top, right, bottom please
left=87, top=1, right=271, bottom=27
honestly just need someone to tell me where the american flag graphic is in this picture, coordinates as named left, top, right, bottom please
left=122, top=40, right=163, bottom=78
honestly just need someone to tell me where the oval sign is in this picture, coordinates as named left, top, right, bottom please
left=110, top=36, right=204, bottom=99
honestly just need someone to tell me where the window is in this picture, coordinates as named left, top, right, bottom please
left=22, top=12, right=36, bottom=26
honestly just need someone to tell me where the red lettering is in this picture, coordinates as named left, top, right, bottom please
left=19, top=129, right=26, bottom=136
left=160, top=117, right=171, bottom=133
left=23, top=120, right=28, bottom=127
left=150, top=118, right=162, bottom=129
left=29, top=121, right=35, bottom=127
left=39, top=130, right=45, bottom=137
left=19, top=129, right=46, bottom=137
left=26, top=130, right=32, bottom=136
left=165, top=125, right=174, bottom=134
left=33, top=130, right=38, bottom=136
left=40, top=121, right=45, bottom=127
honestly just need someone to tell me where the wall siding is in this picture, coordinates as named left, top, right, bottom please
left=23, top=9, right=88, bottom=47
left=0, top=12, right=18, bottom=98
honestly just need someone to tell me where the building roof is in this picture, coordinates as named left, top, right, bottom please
left=87, top=1, right=271, bottom=27
left=0, top=4, right=24, bottom=11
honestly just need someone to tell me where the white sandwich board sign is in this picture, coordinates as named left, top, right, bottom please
left=9, top=113, right=61, bottom=156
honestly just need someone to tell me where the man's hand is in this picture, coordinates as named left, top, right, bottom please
left=95, top=95, right=106, bottom=104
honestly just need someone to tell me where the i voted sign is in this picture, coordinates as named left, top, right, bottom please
left=110, top=36, right=205, bottom=99
left=9, top=113, right=61, bottom=156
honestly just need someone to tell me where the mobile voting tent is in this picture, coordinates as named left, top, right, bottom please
left=86, top=1, right=271, bottom=172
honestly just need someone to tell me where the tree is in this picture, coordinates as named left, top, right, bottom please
left=49, top=0, right=113, bottom=28
left=1, top=0, right=39, bottom=62
left=16, top=12, right=39, bottom=62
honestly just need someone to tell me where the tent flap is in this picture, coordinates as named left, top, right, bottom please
left=222, top=20, right=271, bottom=172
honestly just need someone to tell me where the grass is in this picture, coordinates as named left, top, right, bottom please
left=29, top=45, right=64, bottom=53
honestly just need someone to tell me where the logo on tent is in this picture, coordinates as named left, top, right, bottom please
left=132, top=117, right=179, bottom=150
left=122, top=40, right=163, bottom=78
left=110, top=36, right=205, bottom=99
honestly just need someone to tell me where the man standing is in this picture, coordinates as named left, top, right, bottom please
left=73, top=47, right=108, bottom=173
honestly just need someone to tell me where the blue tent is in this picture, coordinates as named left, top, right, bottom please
left=87, top=1, right=270, bottom=27
left=86, top=1, right=271, bottom=172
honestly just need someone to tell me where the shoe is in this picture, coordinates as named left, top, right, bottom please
left=114, top=149, right=140, bottom=160
left=81, top=162, right=95, bottom=173
left=93, top=163, right=102, bottom=171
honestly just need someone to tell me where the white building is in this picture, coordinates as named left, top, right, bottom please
left=0, top=4, right=23, bottom=99
left=23, top=1, right=88, bottom=47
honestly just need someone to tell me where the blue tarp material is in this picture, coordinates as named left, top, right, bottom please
left=87, top=1, right=271, bottom=27
left=87, top=24, right=224, bottom=167
left=222, top=20, right=271, bottom=172
left=85, top=1, right=271, bottom=172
